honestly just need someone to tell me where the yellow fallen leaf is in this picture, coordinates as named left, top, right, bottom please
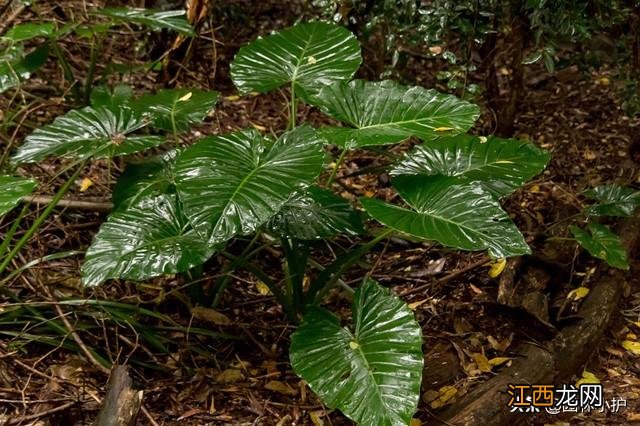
left=250, top=122, right=267, bottom=131
left=622, top=340, right=640, bottom=356
left=215, top=368, right=244, bottom=384
left=428, top=46, right=442, bottom=55
left=265, top=380, right=298, bottom=396
left=499, top=66, right=510, bottom=75
left=567, top=287, right=590, bottom=301
left=409, top=419, right=422, bottom=426
left=255, top=280, right=271, bottom=295
left=191, top=306, right=231, bottom=325
left=224, top=95, right=240, bottom=101
left=626, top=333, right=637, bottom=340
left=429, top=385, right=457, bottom=409
left=479, top=136, right=488, bottom=143
left=249, top=91, right=260, bottom=96
left=307, top=56, right=317, bottom=64
left=596, top=77, right=610, bottom=86
left=79, top=177, right=93, bottom=192
left=309, top=411, right=324, bottom=426
left=530, top=184, right=540, bottom=192
left=472, top=353, right=492, bottom=373
left=488, top=357, right=512, bottom=367
left=488, top=258, right=507, bottom=278
left=349, top=341, right=360, bottom=350
left=363, top=190, right=376, bottom=198
left=408, top=299, right=429, bottom=310
left=576, top=370, right=600, bottom=387
left=434, top=127, right=454, bottom=132
left=178, top=92, right=193, bottom=102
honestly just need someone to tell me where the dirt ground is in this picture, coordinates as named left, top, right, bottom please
left=0, top=1, right=639, bottom=425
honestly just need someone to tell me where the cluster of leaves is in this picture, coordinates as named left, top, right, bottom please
left=1, top=19, right=552, bottom=425
left=571, top=184, right=640, bottom=270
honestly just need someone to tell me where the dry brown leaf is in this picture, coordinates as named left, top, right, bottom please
left=309, top=411, right=325, bottom=426
left=215, top=368, right=244, bottom=384
left=265, top=380, right=298, bottom=396
left=191, top=306, right=231, bottom=325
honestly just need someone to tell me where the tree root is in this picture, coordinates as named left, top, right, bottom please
left=438, top=213, right=640, bottom=425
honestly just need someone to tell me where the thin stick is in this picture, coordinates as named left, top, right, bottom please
left=22, top=195, right=113, bottom=212
left=7, top=401, right=76, bottom=425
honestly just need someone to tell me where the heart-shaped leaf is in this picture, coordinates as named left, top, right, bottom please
left=290, top=278, right=423, bottom=426
left=113, top=150, right=179, bottom=210
left=132, top=88, right=218, bottom=132
left=571, top=222, right=629, bottom=270
left=313, top=79, right=479, bottom=147
left=584, top=184, right=640, bottom=217
left=230, top=22, right=361, bottom=100
left=0, top=175, right=37, bottom=217
left=82, top=194, right=212, bottom=286
left=97, top=8, right=195, bottom=35
left=362, top=176, right=530, bottom=258
left=0, top=45, right=49, bottom=93
left=11, top=106, right=164, bottom=163
left=175, top=126, right=325, bottom=245
left=267, top=186, right=364, bottom=240
left=391, top=134, right=550, bottom=197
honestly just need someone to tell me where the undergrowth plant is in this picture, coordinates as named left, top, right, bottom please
left=2, top=21, right=553, bottom=425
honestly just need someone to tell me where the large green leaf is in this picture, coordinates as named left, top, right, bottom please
left=290, top=278, right=423, bottom=426
left=584, top=184, right=640, bottom=217
left=362, top=176, right=530, bottom=258
left=571, top=222, right=629, bottom=270
left=267, top=186, right=364, bottom=240
left=90, top=84, right=133, bottom=109
left=112, top=150, right=178, bottom=210
left=11, top=106, right=164, bottom=164
left=313, top=80, right=480, bottom=148
left=391, top=134, right=550, bottom=197
left=175, top=126, right=325, bottom=245
left=0, top=45, right=49, bottom=93
left=82, top=194, right=211, bottom=286
left=132, top=88, right=218, bottom=132
left=230, top=22, right=361, bottom=100
left=0, top=175, right=37, bottom=217
left=97, top=8, right=194, bottom=35
left=2, top=23, right=57, bottom=42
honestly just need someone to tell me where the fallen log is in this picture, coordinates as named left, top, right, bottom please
left=439, top=212, right=640, bottom=425
left=94, top=365, right=143, bottom=426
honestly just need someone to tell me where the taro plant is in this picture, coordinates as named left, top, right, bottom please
left=5, top=21, right=550, bottom=425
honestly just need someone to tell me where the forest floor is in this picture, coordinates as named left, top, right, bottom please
left=1, top=1, right=640, bottom=425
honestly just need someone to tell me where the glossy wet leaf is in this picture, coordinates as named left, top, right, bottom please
left=132, top=88, right=218, bottom=132
left=392, top=134, right=550, bottom=197
left=584, top=184, right=640, bottom=217
left=90, top=84, right=133, bottom=109
left=290, top=278, right=423, bottom=426
left=230, top=22, right=361, bottom=100
left=267, top=186, right=364, bottom=240
left=175, top=126, right=325, bottom=245
left=82, top=194, right=212, bottom=286
left=362, top=176, right=530, bottom=258
left=112, top=150, right=178, bottom=210
left=314, top=80, right=479, bottom=148
left=2, top=22, right=57, bottom=42
left=0, top=45, right=49, bottom=93
left=0, top=175, right=37, bottom=217
left=11, top=106, right=164, bottom=163
left=571, top=222, right=629, bottom=270
left=97, top=8, right=194, bottom=35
